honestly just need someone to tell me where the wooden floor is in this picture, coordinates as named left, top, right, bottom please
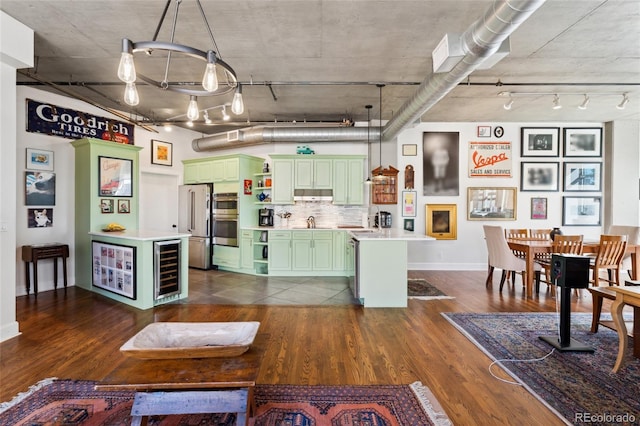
left=0, top=270, right=603, bottom=425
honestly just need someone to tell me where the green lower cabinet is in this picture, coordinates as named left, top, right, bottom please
left=332, top=231, right=347, bottom=271
left=312, top=234, right=333, bottom=270
left=268, top=231, right=292, bottom=271
left=240, top=230, right=254, bottom=271
left=292, top=231, right=332, bottom=271
left=212, top=245, right=240, bottom=269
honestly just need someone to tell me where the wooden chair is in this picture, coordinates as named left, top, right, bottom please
left=608, top=225, right=640, bottom=279
left=504, top=228, right=529, bottom=282
left=484, top=225, right=541, bottom=291
left=529, top=229, right=552, bottom=240
left=535, top=235, right=584, bottom=294
left=589, top=234, right=628, bottom=287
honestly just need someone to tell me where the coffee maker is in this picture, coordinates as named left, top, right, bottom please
left=259, top=208, right=274, bottom=227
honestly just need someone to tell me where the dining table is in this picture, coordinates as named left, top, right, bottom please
left=610, top=285, right=640, bottom=372
left=506, top=239, right=640, bottom=298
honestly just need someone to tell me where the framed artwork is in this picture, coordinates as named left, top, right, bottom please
left=101, top=199, right=114, bottom=213
left=520, top=127, right=560, bottom=157
left=151, top=139, right=173, bottom=166
left=402, top=144, right=417, bottom=156
left=531, top=197, right=548, bottom=220
left=467, top=187, right=517, bottom=220
left=99, top=156, right=132, bottom=197
left=477, top=126, right=491, bottom=137
left=562, top=196, right=602, bottom=226
left=402, top=190, right=417, bottom=217
left=117, top=199, right=130, bottom=213
left=563, top=128, right=603, bottom=157
left=493, top=126, right=504, bottom=138
left=403, top=218, right=414, bottom=232
left=426, top=204, right=457, bottom=240
left=25, top=171, right=56, bottom=206
left=468, top=141, right=512, bottom=177
left=92, top=241, right=136, bottom=299
left=26, top=148, right=54, bottom=171
left=563, top=162, right=602, bottom=192
left=423, top=131, right=459, bottom=196
left=28, top=208, right=53, bottom=228
left=520, top=162, right=559, bottom=192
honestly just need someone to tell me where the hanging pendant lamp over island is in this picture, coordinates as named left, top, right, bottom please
left=116, top=0, right=244, bottom=121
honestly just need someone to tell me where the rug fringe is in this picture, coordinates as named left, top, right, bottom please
left=0, top=377, right=58, bottom=414
left=409, top=381, right=453, bottom=426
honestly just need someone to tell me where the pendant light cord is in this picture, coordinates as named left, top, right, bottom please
left=377, top=84, right=385, bottom=174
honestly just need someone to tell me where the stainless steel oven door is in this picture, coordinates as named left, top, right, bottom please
left=212, top=193, right=238, bottom=216
left=212, top=215, right=238, bottom=247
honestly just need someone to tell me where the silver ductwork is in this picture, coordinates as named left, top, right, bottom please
left=192, top=0, right=546, bottom=152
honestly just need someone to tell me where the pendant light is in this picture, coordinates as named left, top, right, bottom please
left=365, top=104, right=373, bottom=185
left=373, top=84, right=385, bottom=181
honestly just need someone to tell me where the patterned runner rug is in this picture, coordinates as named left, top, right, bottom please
left=408, top=279, right=454, bottom=300
left=443, top=312, right=640, bottom=425
left=0, top=379, right=452, bottom=425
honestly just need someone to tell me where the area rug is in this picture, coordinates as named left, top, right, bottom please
left=0, top=379, right=452, bottom=426
left=442, top=312, right=640, bottom=426
left=408, top=278, right=454, bottom=300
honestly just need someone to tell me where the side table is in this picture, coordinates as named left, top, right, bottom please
left=22, top=243, right=69, bottom=295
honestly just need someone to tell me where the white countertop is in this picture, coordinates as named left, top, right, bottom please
left=244, top=226, right=435, bottom=241
left=89, top=229, right=192, bottom=241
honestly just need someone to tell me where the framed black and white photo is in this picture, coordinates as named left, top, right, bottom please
left=563, top=162, right=602, bottom=192
left=562, top=196, right=602, bottom=226
left=521, top=127, right=560, bottom=157
left=467, top=187, right=517, bottom=220
left=563, top=127, right=602, bottom=157
left=477, top=126, right=491, bottom=137
left=520, top=162, right=559, bottom=192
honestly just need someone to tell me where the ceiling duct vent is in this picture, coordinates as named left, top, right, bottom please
left=227, top=130, right=239, bottom=142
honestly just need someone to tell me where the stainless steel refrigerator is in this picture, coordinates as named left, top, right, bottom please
left=178, top=184, right=213, bottom=269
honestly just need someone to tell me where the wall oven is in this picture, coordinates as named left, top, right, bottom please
left=212, top=215, right=238, bottom=247
left=212, top=192, right=238, bottom=216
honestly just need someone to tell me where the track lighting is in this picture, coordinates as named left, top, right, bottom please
left=552, top=94, right=562, bottom=110
left=578, top=94, right=590, bottom=110
left=204, top=111, right=212, bottom=124
left=222, top=106, right=230, bottom=121
left=503, top=96, right=514, bottom=110
left=617, top=93, right=630, bottom=110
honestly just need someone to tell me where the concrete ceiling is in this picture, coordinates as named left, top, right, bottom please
left=2, top=0, right=639, bottom=136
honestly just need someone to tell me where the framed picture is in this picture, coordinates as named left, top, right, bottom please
left=563, top=127, right=603, bottom=157
left=477, top=126, right=491, bottom=137
left=26, top=148, right=54, bottom=171
left=563, top=196, right=602, bottom=226
left=402, top=190, right=417, bottom=217
left=467, top=187, right=517, bottom=220
left=423, top=131, right=459, bottom=196
left=426, top=204, right=457, bottom=240
left=520, top=127, right=560, bottom=157
left=402, top=144, right=417, bottom=156
left=117, top=199, right=130, bottom=214
left=92, top=241, right=136, bottom=299
left=99, top=156, right=132, bottom=197
left=520, top=162, right=559, bottom=191
left=25, top=171, right=56, bottom=206
left=403, top=218, right=415, bottom=232
left=531, top=197, right=547, bottom=220
left=100, top=199, right=114, bottom=213
left=151, top=139, right=173, bottom=166
left=27, top=208, right=53, bottom=228
left=563, top=162, right=602, bottom=192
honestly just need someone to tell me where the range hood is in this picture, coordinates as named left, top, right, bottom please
left=293, top=189, right=333, bottom=202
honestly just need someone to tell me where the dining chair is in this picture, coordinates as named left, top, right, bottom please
left=536, top=234, right=584, bottom=294
left=504, top=228, right=530, bottom=282
left=589, top=234, right=628, bottom=287
left=484, top=225, right=541, bottom=291
left=608, top=225, right=640, bottom=279
left=529, top=229, right=552, bottom=240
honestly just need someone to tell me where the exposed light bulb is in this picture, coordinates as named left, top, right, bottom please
left=222, top=106, right=230, bottom=121
left=117, top=52, right=136, bottom=83
left=552, top=94, right=562, bottom=110
left=578, top=94, right=590, bottom=110
left=617, top=93, right=629, bottom=110
left=164, top=124, right=172, bottom=132
left=202, top=62, right=218, bottom=92
left=503, top=98, right=514, bottom=110
left=186, top=121, right=194, bottom=127
left=187, top=96, right=199, bottom=121
left=123, top=82, right=139, bottom=106
left=231, top=84, right=244, bottom=115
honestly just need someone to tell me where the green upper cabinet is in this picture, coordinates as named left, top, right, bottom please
left=272, top=158, right=294, bottom=204
left=184, top=161, right=215, bottom=184
left=211, top=157, right=239, bottom=182
left=294, top=158, right=332, bottom=189
left=333, top=158, right=365, bottom=205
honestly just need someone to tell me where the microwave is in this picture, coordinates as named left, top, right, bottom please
left=212, top=192, right=238, bottom=216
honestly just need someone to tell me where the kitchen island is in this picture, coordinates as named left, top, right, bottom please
left=349, top=229, right=436, bottom=308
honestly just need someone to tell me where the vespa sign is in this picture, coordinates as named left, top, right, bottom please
left=26, top=99, right=134, bottom=144
left=468, top=141, right=512, bottom=177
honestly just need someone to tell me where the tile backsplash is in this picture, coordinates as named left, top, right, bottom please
left=271, top=202, right=369, bottom=228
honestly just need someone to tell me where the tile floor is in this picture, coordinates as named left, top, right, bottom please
left=179, top=268, right=358, bottom=305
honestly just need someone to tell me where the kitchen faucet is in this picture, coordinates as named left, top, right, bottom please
left=307, top=216, right=316, bottom=229
left=375, top=206, right=381, bottom=232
